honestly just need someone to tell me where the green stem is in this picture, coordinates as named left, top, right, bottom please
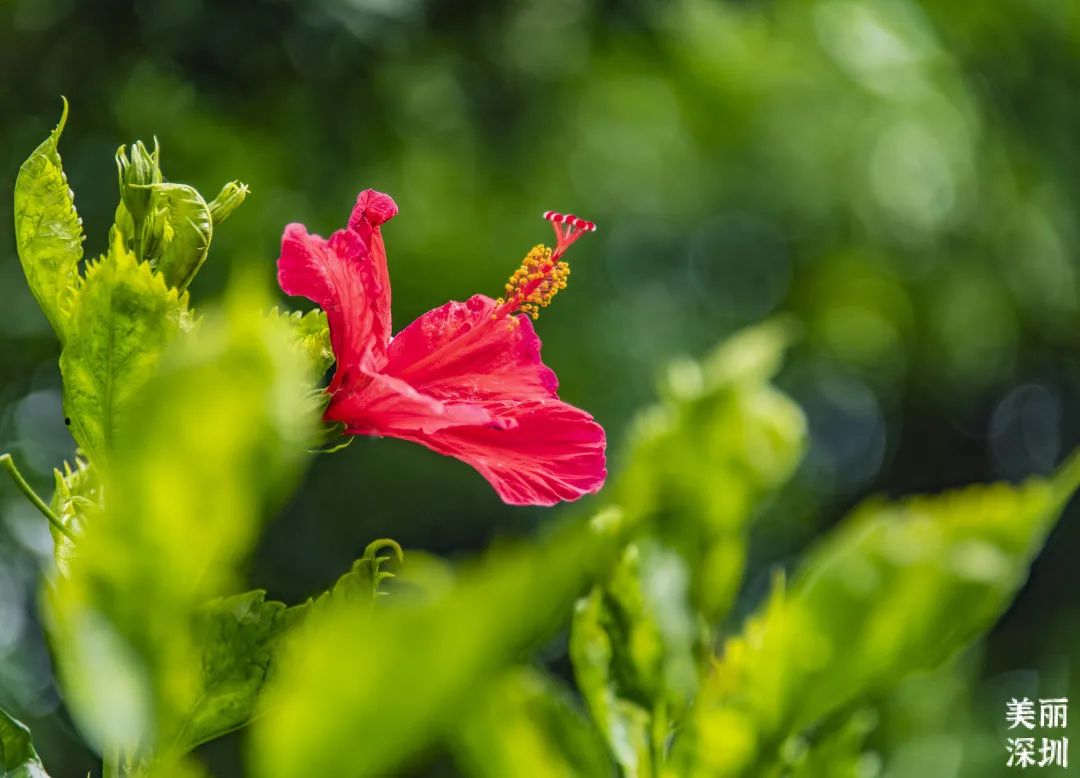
left=0, top=453, right=74, bottom=540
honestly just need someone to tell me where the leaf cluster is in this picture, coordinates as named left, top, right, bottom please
left=4, top=104, right=1078, bottom=778
left=4, top=104, right=396, bottom=777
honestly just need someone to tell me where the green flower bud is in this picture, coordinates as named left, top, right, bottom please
left=208, top=181, right=249, bottom=225
left=140, top=205, right=165, bottom=264
left=115, top=139, right=161, bottom=225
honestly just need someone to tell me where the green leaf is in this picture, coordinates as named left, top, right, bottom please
left=59, top=233, right=191, bottom=464
left=145, top=182, right=213, bottom=291
left=306, top=539, right=404, bottom=612
left=14, top=98, right=84, bottom=340
left=48, top=458, right=101, bottom=575
left=168, top=539, right=403, bottom=755
left=0, top=707, right=50, bottom=777
left=869, top=656, right=1007, bottom=778
left=272, top=308, right=334, bottom=376
left=570, top=587, right=653, bottom=778
left=616, top=319, right=806, bottom=620
left=571, top=541, right=699, bottom=778
left=45, top=281, right=317, bottom=769
left=173, top=591, right=302, bottom=754
left=780, top=709, right=878, bottom=778
left=790, top=475, right=1078, bottom=729
left=570, top=322, right=804, bottom=774
left=249, top=509, right=626, bottom=778
left=668, top=453, right=1080, bottom=777
left=273, top=307, right=345, bottom=452
left=452, top=668, right=614, bottom=778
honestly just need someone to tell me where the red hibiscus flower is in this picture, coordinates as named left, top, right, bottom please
left=277, top=189, right=606, bottom=506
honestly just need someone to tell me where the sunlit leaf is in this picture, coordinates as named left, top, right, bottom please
left=616, top=319, right=806, bottom=620
left=59, top=233, right=191, bottom=464
left=272, top=308, right=333, bottom=377
left=172, top=591, right=302, bottom=754
left=14, top=98, right=84, bottom=340
left=570, top=587, right=653, bottom=778
left=452, top=668, right=614, bottom=778
left=48, top=458, right=101, bottom=575
left=304, top=538, right=403, bottom=612
left=45, top=282, right=317, bottom=771
left=781, top=709, right=878, bottom=778
left=249, top=509, right=626, bottom=778
left=169, top=539, right=403, bottom=754
left=869, top=660, right=985, bottom=778
left=571, top=541, right=699, bottom=778
left=668, top=453, right=1080, bottom=776
left=572, top=322, right=804, bottom=774
left=0, top=707, right=50, bottom=778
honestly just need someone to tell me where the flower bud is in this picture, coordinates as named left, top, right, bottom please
left=208, top=181, right=249, bottom=226
left=115, top=139, right=161, bottom=225
left=140, top=205, right=165, bottom=264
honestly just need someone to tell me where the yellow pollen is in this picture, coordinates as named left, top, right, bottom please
left=495, top=244, right=570, bottom=320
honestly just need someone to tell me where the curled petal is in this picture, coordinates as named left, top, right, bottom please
left=278, top=226, right=391, bottom=386
left=348, top=189, right=399, bottom=230
left=347, top=189, right=396, bottom=347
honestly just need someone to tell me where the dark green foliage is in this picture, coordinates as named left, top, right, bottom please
left=0, top=707, right=50, bottom=777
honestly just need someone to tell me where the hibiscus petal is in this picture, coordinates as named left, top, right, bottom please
left=385, top=295, right=559, bottom=403
left=277, top=225, right=391, bottom=388
left=345, top=189, right=397, bottom=346
left=411, top=399, right=607, bottom=506
left=378, top=294, right=605, bottom=504
left=348, top=189, right=398, bottom=230
left=326, top=371, right=492, bottom=436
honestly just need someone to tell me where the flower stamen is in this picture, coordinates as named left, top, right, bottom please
left=495, top=211, right=595, bottom=321
left=544, top=210, right=596, bottom=259
left=497, top=245, right=569, bottom=320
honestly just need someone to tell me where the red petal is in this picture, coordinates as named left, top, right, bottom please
left=326, top=371, right=492, bottom=436
left=348, top=189, right=399, bottom=230
left=379, top=295, right=605, bottom=505
left=412, top=400, right=607, bottom=506
left=345, top=190, right=397, bottom=347
left=385, top=295, right=558, bottom=403
left=277, top=224, right=392, bottom=387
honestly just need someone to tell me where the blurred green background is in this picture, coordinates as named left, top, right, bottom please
left=2, top=0, right=1079, bottom=774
